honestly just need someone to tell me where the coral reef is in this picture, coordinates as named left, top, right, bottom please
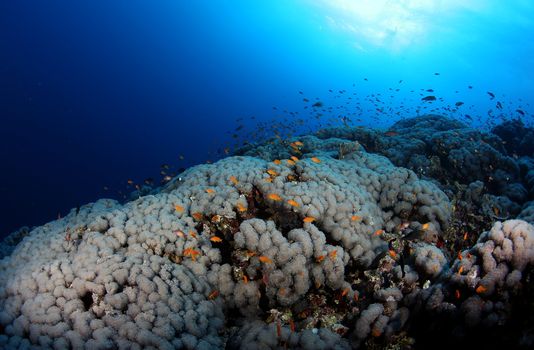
left=1, top=114, right=533, bottom=349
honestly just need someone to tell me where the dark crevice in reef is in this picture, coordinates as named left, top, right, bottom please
left=81, top=292, right=93, bottom=311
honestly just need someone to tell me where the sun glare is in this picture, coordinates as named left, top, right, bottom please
left=311, top=0, right=486, bottom=52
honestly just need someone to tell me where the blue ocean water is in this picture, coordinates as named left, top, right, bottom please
left=1, top=0, right=533, bottom=238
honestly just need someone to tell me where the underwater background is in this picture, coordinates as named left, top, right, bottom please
left=1, top=0, right=533, bottom=237
left=2, top=1, right=534, bottom=349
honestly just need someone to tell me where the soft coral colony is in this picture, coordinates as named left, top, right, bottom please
left=1, top=115, right=534, bottom=349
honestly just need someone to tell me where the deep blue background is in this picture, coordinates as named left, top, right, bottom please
left=1, top=1, right=533, bottom=237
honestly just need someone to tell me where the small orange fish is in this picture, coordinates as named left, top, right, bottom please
left=267, top=169, right=278, bottom=176
left=329, top=250, right=337, bottom=260
left=374, top=229, right=384, bottom=236
left=236, top=203, right=247, bottom=212
left=303, top=216, right=316, bottom=223
left=458, top=266, right=464, bottom=274
left=273, top=159, right=281, bottom=165
left=243, top=275, right=249, bottom=284
left=192, top=212, right=203, bottom=220
left=290, top=156, right=299, bottom=162
left=467, top=252, right=472, bottom=259
left=208, top=290, right=219, bottom=300
left=351, top=215, right=362, bottom=221
left=264, top=177, right=273, bottom=183
left=259, top=256, right=273, bottom=264
left=289, top=319, right=295, bottom=333
left=311, top=157, right=321, bottom=163
left=455, top=289, right=461, bottom=299
left=210, top=236, right=222, bottom=243
left=371, top=329, right=381, bottom=337
left=206, top=188, right=215, bottom=194
left=211, top=214, right=221, bottom=222
left=267, top=193, right=282, bottom=201
left=457, top=252, right=463, bottom=260
left=388, top=249, right=397, bottom=259
left=341, top=288, right=349, bottom=297
left=286, top=159, right=296, bottom=166
left=294, top=141, right=304, bottom=147
left=189, top=231, right=197, bottom=239
left=463, top=232, right=468, bottom=241
left=174, top=230, right=185, bottom=238
left=354, top=293, right=359, bottom=302
left=316, top=255, right=325, bottom=263
left=287, top=199, right=299, bottom=207
left=422, top=222, right=430, bottom=230
left=246, top=251, right=257, bottom=257
left=229, top=176, right=238, bottom=185
left=476, top=285, right=487, bottom=294
left=174, top=204, right=184, bottom=212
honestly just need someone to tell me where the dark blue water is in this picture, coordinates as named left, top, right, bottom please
left=1, top=0, right=533, bottom=237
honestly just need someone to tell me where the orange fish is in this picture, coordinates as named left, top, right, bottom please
left=287, top=174, right=296, bottom=181
left=229, top=176, right=238, bottom=185
left=287, top=199, right=299, bottom=207
left=259, top=256, right=273, bottom=264
left=422, top=222, right=430, bottom=230
left=467, top=252, right=472, bottom=259
left=243, top=275, right=249, bottom=284
left=458, top=266, right=464, bottom=274
left=189, top=231, right=197, bottom=239
left=206, top=188, right=215, bottom=194
left=316, top=255, right=325, bottom=263
left=476, top=285, right=487, bottom=294
left=174, top=204, right=184, bottom=212
left=211, top=214, right=221, bottom=222
left=267, top=169, right=278, bottom=176
left=289, top=319, right=295, bottom=333
left=455, top=289, right=461, bottom=299
left=463, top=232, right=468, bottom=241
left=374, top=229, right=384, bottom=236
left=273, top=159, right=282, bottom=165
left=388, top=249, right=397, bottom=258
left=210, top=236, right=223, bottom=243
left=351, top=215, right=362, bottom=221
left=267, top=193, right=282, bottom=201
left=174, top=230, right=185, bottom=238
left=246, top=251, right=257, bottom=257
left=290, top=156, right=299, bottom=162
left=341, top=288, right=349, bottom=297
left=264, top=177, right=273, bottom=183
left=457, top=252, right=463, bottom=260
left=303, top=216, right=316, bottom=223
left=294, top=141, right=304, bottom=147
left=236, top=203, right=247, bottom=212
left=329, top=250, right=337, bottom=260
left=208, top=290, right=219, bottom=300
left=311, top=157, right=321, bottom=163
left=192, top=212, right=203, bottom=221
left=286, top=159, right=296, bottom=166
